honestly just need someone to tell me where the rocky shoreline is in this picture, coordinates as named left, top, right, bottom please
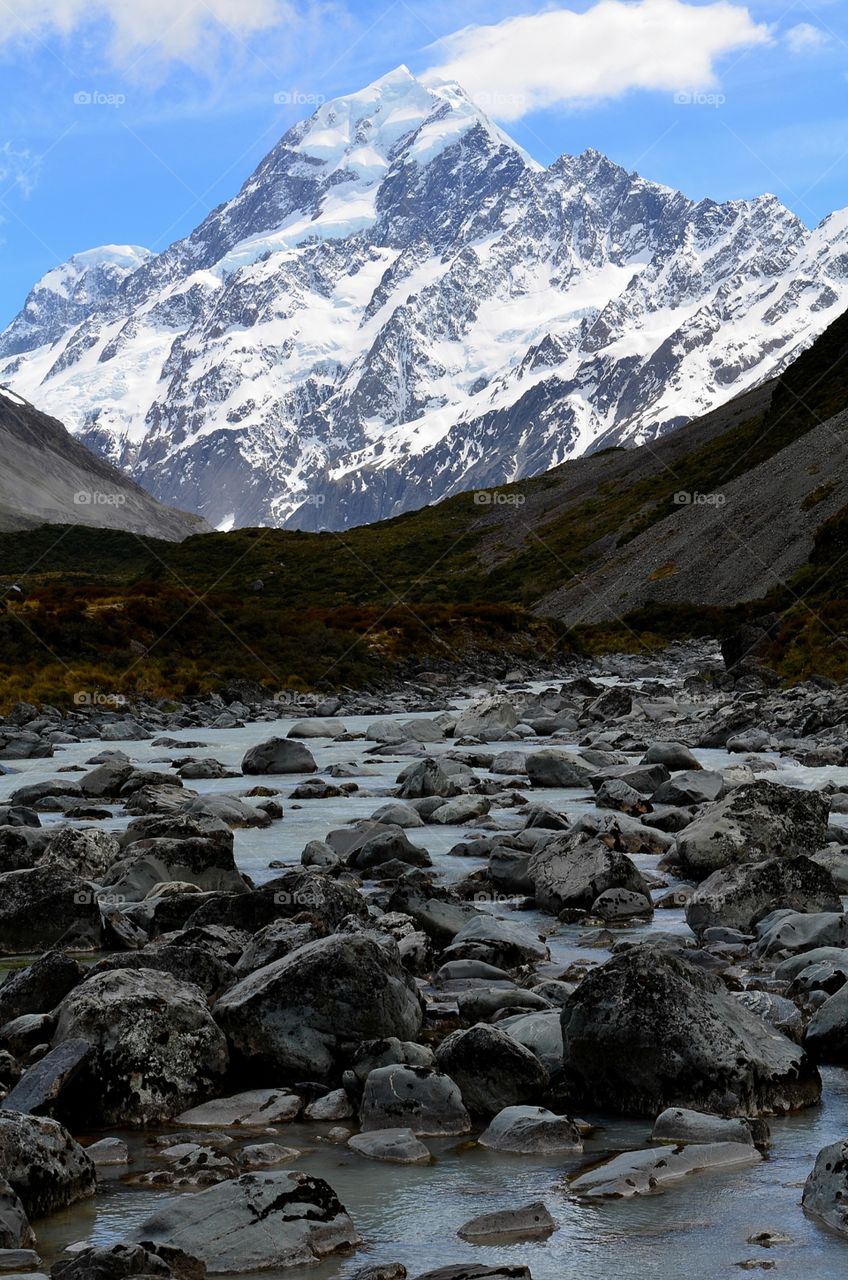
left=0, top=641, right=846, bottom=1278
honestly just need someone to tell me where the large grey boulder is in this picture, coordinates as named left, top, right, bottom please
left=360, top=1065, right=470, bottom=1135
left=457, top=1202, right=554, bottom=1242
left=754, top=911, right=848, bottom=958
left=215, top=935, right=422, bottom=1081
left=642, top=743, right=702, bottom=771
left=396, top=760, right=459, bottom=800
left=477, top=1106, right=582, bottom=1154
left=803, top=1138, right=848, bottom=1237
left=455, top=697, right=518, bottom=741
left=685, top=856, right=842, bottom=936
left=0, top=1111, right=95, bottom=1217
left=130, top=1172, right=360, bottom=1272
left=651, top=770, right=723, bottom=807
left=434, top=1024, right=547, bottom=1116
left=52, top=968, right=229, bottom=1126
left=38, top=827, right=121, bottom=879
left=675, top=781, right=830, bottom=877
left=525, top=750, right=593, bottom=788
left=241, top=739, right=317, bottom=775
left=804, top=984, right=848, bottom=1063
left=651, top=1107, right=757, bottom=1145
left=103, top=837, right=249, bottom=901
left=444, top=915, right=548, bottom=967
left=348, top=1128, right=431, bottom=1164
left=287, top=719, right=346, bottom=739
left=528, top=831, right=649, bottom=915
left=0, top=952, right=82, bottom=1026
left=50, top=1242, right=205, bottom=1278
left=0, top=866, right=101, bottom=954
left=560, top=946, right=820, bottom=1116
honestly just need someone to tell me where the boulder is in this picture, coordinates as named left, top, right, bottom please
left=39, top=827, right=121, bottom=879
left=804, top=985, right=848, bottom=1063
left=0, top=1179, right=35, bottom=1250
left=430, top=796, right=491, bottom=825
left=642, top=743, right=702, bottom=771
left=675, top=781, right=830, bottom=877
left=802, top=1138, right=848, bottom=1237
left=497, top=1011, right=563, bottom=1071
left=103, top=838, right=249, bottom=901
left=395, top=760, right=459, bottom=800
left=413, top=1266, right=530, bottom=1280
left=51, top=968, right=229, bottom=1125
left=754, top=911, right=848, bottom=958
left=130, top=1172, right=359, bottom=1272
left=444, top=915, right=548, bottom=967
left=477, top=1106, right=582, bottom=1154
left=434, top=1024, right=547, bottom=1117
left=360, top=1065, right=470, bottom=1135
left=569, top=1141, right=760, bottom=1198
left=525, top=750, right=593, bottom=788
left=0, top=866, right=101, bottom=954
left=457, top=1202, right=554, bottom=1243
left=1, top=1038, right=93, bottom=1116
left=348, top=1128, right=430, bottom=1163
left=455, top=697, right=518, bottom=741
left=651, top=1107, right=757, bottom=1145
left=0, top=1111, right=95, bottom=1217
left=685, top=856, right=842, bottom=936
left=528, top=831, right=649, bottom=915
left=651, top=771, right=724, bottom=807
left=287, top=719, right=346, bottom=739
left=0, top=952, right=83, bottom=1026
left=215, top=935, right=422, bottom=1081
left=50, top=1242, right=205, bottom=1278
left=241, top=739, right=317, bottom=775
left=176, top=1090, right=302, bottom=1127
left=560, top=946, right=820, bottom=1116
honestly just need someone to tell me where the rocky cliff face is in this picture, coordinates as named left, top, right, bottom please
left=2, top=66, right=847, bottom=531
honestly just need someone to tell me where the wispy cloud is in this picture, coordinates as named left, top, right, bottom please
left=0, top=0, right=294, bottom=72
left=784, top=22, right=830, bottom=54
left=423, top=0, right=772, bottom=121
left=0, top=142, right=38, bottom=196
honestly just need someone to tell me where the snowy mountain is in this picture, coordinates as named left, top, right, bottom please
left=2, top=65, right=847, bottom=531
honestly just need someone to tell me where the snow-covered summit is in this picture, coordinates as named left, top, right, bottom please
left=1, top=66, right=847, bottom=530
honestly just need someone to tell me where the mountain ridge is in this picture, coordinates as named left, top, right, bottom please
left=2, top=66, right=847, bottom=531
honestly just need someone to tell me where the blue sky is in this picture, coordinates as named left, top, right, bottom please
left=0, top=0, right=846, bottom=326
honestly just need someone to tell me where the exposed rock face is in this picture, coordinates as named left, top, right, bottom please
left=674, top=781, right=830, bottom=877
left=51, top=968, right=229, bottom=1125
left=0, top=1111, right=95, bottom=1217
left=569, top=1141, right=761, bottom=1198
left=0, top=951, right=83, bottom=1025
left=130, top=1172, right=360, bottom=1272
left=560, top=946, right=821, bottom=1116
left=0, top=1178, right=35, bottom=1249
left=215, top=935, right=423, bottom=1081
left=50, top=1242, right=207, bottom=1279
left=804, top=984, right=848, bottom=1063
left=685, top=856, right=842, bottom=935
left=803, top=1138, right=848, bottom=1238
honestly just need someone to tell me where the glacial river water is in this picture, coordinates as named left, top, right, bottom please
left=2, top=686, right=847, bottom=1279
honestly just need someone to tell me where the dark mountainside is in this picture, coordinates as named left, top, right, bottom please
left=0, top=387, right=209, bottom=541
left=1, top=305, right=846, bottom=706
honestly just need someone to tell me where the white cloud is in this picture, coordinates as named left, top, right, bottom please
left=423, top=0, right=772, bottom=120
left=0, top=0, right=292, bottom=68
left=784, top=22, right=829, bottom=54
left=0, top=143, right=37, bottom=197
